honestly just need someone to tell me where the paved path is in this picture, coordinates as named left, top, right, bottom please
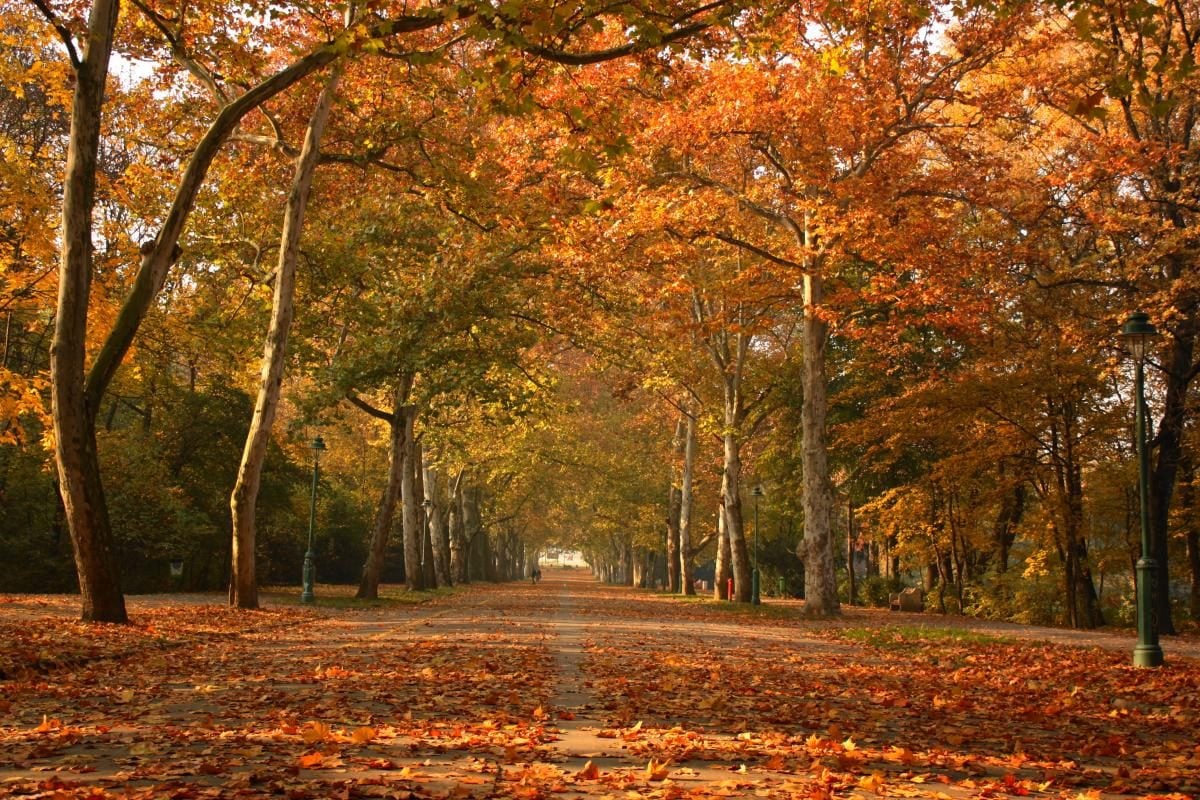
left=2, top=572, right=1198, bottom=799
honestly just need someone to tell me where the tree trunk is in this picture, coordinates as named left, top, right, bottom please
left=1067, top=470, right=1103, bottom=629
left=357, top=397, right=406, bottom=599
left=479, top=527, right=497, bottom=581
left=229, top=63, right=342, bottom=609
left=399, top=407, right=423, bottom=590
left=993, top=479, right=1026, bottom=573
left=666, top=416, right=684, bottom=593
left=415, top=442, right=436, bottom=588
left=49, top=0, right=346, bottom=622
left=680, top=412, right=697, bottom=595
left=800, top=271, right=839, bottom=617
left=424, top=459, right=451, bottom=587
left=1182, top=455, right=1200, bottom=621
left=50, top=0, right=127, bottom=624
left=723, top=430, right=751, bottom=602
left=1149, top=321, right=1194, bottom=635
left=462, top=485, right=482, bottom=582
left=714, top=502, right=731, bottom=600
left=846, top=501, right=856, bottom=606
left=449, top=473, right=467, bottom=583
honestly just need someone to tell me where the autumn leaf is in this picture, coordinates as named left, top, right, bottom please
left=35, top=715, right=63, bottom=733
left=763, top=755, right=787, bottom=771
left=645, top=758, right=672, bottom=781
left=576, top=760, right=601, bottom=780
left=301, top=720, right=333, bottom=744
left=351, top=726, right=377, bottom=744
left=857, top=772, right=886, bottom=794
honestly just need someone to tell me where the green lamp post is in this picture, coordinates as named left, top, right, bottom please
left=300, top=435, right=326, bottom=604
left=1121, top=312, right=1164, bottom=668
left=752, top=484, right=764, bottom=605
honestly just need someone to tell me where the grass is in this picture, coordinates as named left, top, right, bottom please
left=840, top=624, right=1013, bottom=649
left=665, top=592, right=800, bottom=619
left=260, top=583, right=458, bottom=608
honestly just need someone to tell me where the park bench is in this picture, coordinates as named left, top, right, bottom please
left=889, top=586, right=925, bottom=612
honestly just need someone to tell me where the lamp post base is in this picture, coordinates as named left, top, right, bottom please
left=301, top=550, right=315, bottom=604
left=751, top=568, right=761, bottom=606
left=1133, top=557, right=1162, bottom=667
left=1133, top=644, right=1164, bottom=668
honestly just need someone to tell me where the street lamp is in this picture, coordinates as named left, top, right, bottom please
left=300, top=435, right=326, bottom=604
left=1121, top=312, right=1163, bottom=668
left=752, top=484, right=764, bottom=605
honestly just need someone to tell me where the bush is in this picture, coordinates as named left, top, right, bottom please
left=856, top=575, right=901, bottom=608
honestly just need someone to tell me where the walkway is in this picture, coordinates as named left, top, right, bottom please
left=1, top=571, right=1197, bottom=799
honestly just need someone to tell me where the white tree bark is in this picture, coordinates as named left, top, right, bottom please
left=400, top=407, right=423, bottom=590
left=800, top=270, right=839, bottom=616
left=679, top=411, right=697, bottom=595
left=423, top=457, right=452, bottom=586
left=229, top=64, right=343, bottom=608
left=714, top=501, right=731, bottom=600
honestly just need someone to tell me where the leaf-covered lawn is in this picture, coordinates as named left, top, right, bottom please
left=2, top=575, right=1197, bottom=799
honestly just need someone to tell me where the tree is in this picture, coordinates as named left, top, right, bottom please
left=1014, top=0, right=1200, bottom=633
left=33, top=0, right=739, bottom=621
left=229, top=57, right=344, bottom=609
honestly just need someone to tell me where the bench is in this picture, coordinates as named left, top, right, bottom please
left=889, top=587, right=925, bottom=612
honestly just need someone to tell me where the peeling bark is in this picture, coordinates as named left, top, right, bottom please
left=679, top=412, right=697, bottom=595
left=800, top=271, right=839, bottom=617
left=230, top=63, right=343, bottom=609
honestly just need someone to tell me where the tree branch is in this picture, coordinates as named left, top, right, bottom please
left=28, top=0, right=80, bottom=69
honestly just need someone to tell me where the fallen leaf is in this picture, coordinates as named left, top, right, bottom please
left=302, top=720, right=333, bottom=744
left=646, top=758, right=673, bottom=781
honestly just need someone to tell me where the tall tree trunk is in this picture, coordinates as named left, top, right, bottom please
left=846, top=501, right=856, bottom=606
left=463, top=485, right=482, bottom=582
left=723, top=430, right=751, bottom=602
left=800, top=271, right=839, bottom=616
left=1149, top=320, right=1194, bottom=635
left=424, top=458, right=451, bottom=587
left=415, top=441, right=435, bottom=588
left=479, top=527, right=498, bottom=582
left=51, top=0, right=127, bottom=624
left=356, top=392, right=408, bottom=599
left=399, top=407, right=423, bottom=590
left=50, top=1, right=349, bottom=623
left=449, top=472, right=467, bottom=583
left=679, top=412, right=697, bottom=595
left=666, top=416, right=684, bottom=593
left=1068, top=466, right=1103, bottom=629
left=1182, top=455, right=1200, bottom=621
left=714, top=502, right=731, bottom=600
left=993, top=478, right=1026, bottom=574
left=229, top=63, right=342, bottom=609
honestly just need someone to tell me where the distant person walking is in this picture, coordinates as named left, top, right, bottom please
left=531, top=566, right=541, bottom=584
